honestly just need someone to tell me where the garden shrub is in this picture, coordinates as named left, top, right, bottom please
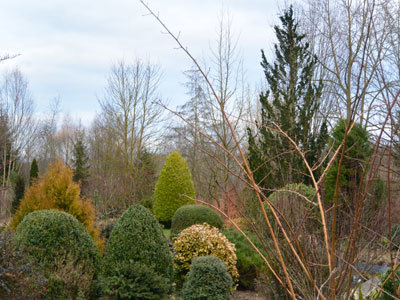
left=98, top=261, right=171, bottom=300
left=100, top=204, right=173, bottom=299
left=11, top=159, right=103, bottom=250
left=173, top=224, right=238, bottom=287
left=0, top=229, right=47, bottom=299
left=14, top=209, right=99, bottom=299
left=182, top=256, right=233, bottom=300
left=222, top=229, right=265, bottom=290
left=153, top=152, right=195, bottom=226
left=171, top=204, right=223, bottom=238
left=373, top=268, right=400, bottom=299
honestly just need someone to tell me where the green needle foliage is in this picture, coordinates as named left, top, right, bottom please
left=11, top=173, right=25, bottom=214
left=72, top=136, right=90, bottom=187
left=247, top=6, right=327, bottom=193
left=29, top=158, right=38, bottom=186
left=153, top=151, right=196, bottom=226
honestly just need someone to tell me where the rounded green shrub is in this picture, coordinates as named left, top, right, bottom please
left=222, top=229, right=265, bottom=290
left=153, top=152, right=195, bottom=226
left=14, top=209, right=99, bottom=299
left=182, top=256, right=233, bottom=300
left=171, top=205, right=223, bottom=238
left=101, top=204, right=173, bottom=299
left=173, top=224, right=238, bottom=287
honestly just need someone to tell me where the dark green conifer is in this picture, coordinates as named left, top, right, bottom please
left=29, top=159, right=39, bottom=186
left=247, top=6, right=327, bottom=193
left=72, top=137, right=89, bottom=186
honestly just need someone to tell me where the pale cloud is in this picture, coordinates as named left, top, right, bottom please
left=0, top=0, right=280, bottom=122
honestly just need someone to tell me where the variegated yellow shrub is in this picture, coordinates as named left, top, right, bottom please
left=173, top=223, right=239, bottom=286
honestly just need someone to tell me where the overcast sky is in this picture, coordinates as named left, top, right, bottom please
left=0, top=0, right=281, bottom=124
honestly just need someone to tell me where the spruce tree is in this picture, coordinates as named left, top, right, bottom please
left=12, top=174, right=25, bottom=213
left=247, top=6, right=327, bottom=193
left=72, top=137, right=89, bottom=186
left=29, top=159, right=39, bottom=186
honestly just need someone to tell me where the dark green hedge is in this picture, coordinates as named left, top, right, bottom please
left=100, top=204, right=173, bottom=299
left=182, top=256, right=233, bottom=300
left=14, top=209, right=99, bottom=299
left=171, top=205, right=223, bottom=238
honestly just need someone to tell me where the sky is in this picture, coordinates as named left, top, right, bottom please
left=0, top=0, right=280, bottom=125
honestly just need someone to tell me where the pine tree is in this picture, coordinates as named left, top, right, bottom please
left=12, top=174, right=25, bottom=213
left=29, top=159, right=39, bottom=186
left=72, top=137, right=89, bottom=186
left=247, top=6, right=327, bottom=193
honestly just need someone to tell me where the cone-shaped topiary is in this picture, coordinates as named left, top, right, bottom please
left=100, top=204, right=173, bottom=299
left=153, top=152, right=195, bottom=225
left=171, top=205, right=223, bottom=238
left=182, top=256, right=233, bottom=300
left=14, top=209, right=99, bottom=299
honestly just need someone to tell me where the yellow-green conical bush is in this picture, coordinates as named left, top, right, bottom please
left=153, top=151, right=195, bottom=225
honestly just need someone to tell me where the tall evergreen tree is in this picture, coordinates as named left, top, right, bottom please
left=247, top=6, right=327, bottom=193
left=29, top=159, right=39, bottom=186
left=72, top=137, right=89, bottom=187
left=11, top=173, right=25, bottom=213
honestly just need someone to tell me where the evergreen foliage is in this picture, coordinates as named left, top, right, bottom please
left=29, top=158, right=38, bottom=186
left=153, top=151, right=196, bottom=225
left=14, top=210, right=99, bottom=299
left=222, top=229, right=265, bottom=290
left=171, top=204, right=223, bottom=238
left=72, top=136, right=89, bottom=186
left=100, top=204, right=172, bottom=299
left=173, top=224, right=238, bottom=287
left=11, top=173, right=25, bottom=213
left=247, top=6, right=327, bottom=193
left=11, top=159, right=103, bottom=250
left=182, top=256, right=233, bottom=300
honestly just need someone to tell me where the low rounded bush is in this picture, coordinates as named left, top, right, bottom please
left=171, top=205, right=223, bottom=238
left=14, top=209, right=99, bottom=299
left=101, top=204, right=173, bottom=299
left=173, top=224, right=238, bottom=287
left=182, top=256, right=233, bottom=300
left=11, top=160, right=103, bottom=251
left=222, top=229, right=265, bottom=290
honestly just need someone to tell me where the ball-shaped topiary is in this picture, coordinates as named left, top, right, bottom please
left=14, top=209, right=99, bottom=299
left=153, top=152, right=195, bottom=225
left=182, top=256, right=233, bottom=300
left=101, top=204, right=173, bottom=299
left=171, top=205, right=223, bottom=238
left=173, top=224, right=238, bottom=287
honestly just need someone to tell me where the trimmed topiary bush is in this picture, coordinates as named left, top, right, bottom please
left=173, top=224, right=238, bottom=287
left=11, top=159, right=103, bottom=251
left=182, top=256, right=233, bottom=300
left=100, top=204, right=173, bottom=299
left=222, top=229, right=265, bottom=290
left=153, top=152, right=195, bottom=226
left=171, top=205, right=223, bottom=238
left=14, top=209, right=99, bottom=299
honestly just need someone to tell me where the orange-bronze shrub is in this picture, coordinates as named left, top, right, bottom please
left=11, top=159, right=103, bottom=251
